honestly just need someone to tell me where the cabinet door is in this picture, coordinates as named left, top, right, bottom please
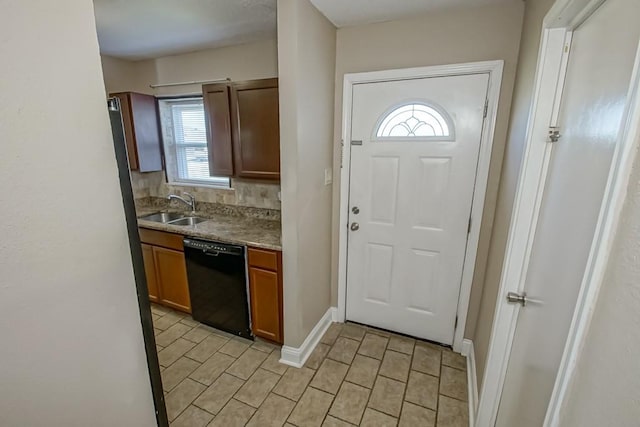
left=110, top=92, right=163, bottom=172
left=153, top=246, right=191, bottom=313
left=141, top=243, right=160, bottom=303
left=129, top=93, right=163, bottom=172
left=203, top=83, right=234, bottom=176
left=249, top=266, right=282, bottom=343
left=232, top=79, right=280, bottom=180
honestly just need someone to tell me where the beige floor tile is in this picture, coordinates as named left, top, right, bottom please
left=179, top=316, right=201, bottom=328
left=218, top=338, right=251, bottom=358
left=288, top=387, right=335, bottom=427
left=411, top=344, right=441, bottom=377
left=439, top=366, right=468, bottom=402
left=360, top=408, right=398, bottom=427
left=272, top=367, right=315, bottom=401
left=387, top=336, right=415, bottom=355
left=320, top=323, right=343, bottom=345
left=328, top=382, right=370, bottom=425
left=154, top=311, right=183, bottom=330
left=183, top=325, right=214, bottom=344
left=151, top=304, right=171, bottom=316
left=327, top=337, right=360, bottom=365
left=442, top=350, right=467, bottom=371
left=357, top=334, right=389, bottom=360
left=165, top=378, right=206, bottom=421
left=158, top=338, right=196, bottom=367
left=156, top=323, right=193, bottom=347
left=252, top=339, right=279, bottom=353
left=162, top=356, right=200, bottom=391
left=368, top=376, right=406, bottom=417
left=261, top=350, right=288, bottom=375
left=186, top=335, right=229, bottom=363
left=152, top=313, right=161, bottom=323
left=399, top=401, right=435, bottom=427
left=193, top=373, right=244, bottom=415
left=226, top=348, right=269, bottom=380
left=190, top=352, right=236, bottom=386
left=305, top=343, right=331, bottom=370
left=365, top=327, right=391, bottom=338
left=234, top=368, right=281, bottom=407
left=322, top=415, right=355, bottom=427
left=154, top=328, right=162, bottom=337
left=207, top=399, right=255, bottom=427
left=246, top=393, right=296, bottom=427
left=436, top=395, right=469, bottom=427
left=309, top=359, right=350, bottom=394
left=171, top=404, right=214, bottom=427
left=339, top=323, right=367, bottom=341
left=344, top=355, right=380, bottom=389
left=378, top=350, right=411, bottom=382
left=405, top=370, right=439, bottom=410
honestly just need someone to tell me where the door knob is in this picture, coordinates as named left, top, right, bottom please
left=350, top=222, right=360, bottom=231
left=506, top=291, right=528, bottom=307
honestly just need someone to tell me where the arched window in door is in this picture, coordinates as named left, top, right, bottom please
left=374, top=102, right=454, bottom=140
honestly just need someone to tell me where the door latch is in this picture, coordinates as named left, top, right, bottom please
left=506, top=291, right=528, bottom=307
left=548, top=127, right=562, bottom=143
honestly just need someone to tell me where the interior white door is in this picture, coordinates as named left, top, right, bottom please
left=346, top=74, right=489, bottom=345
left=496, top=0, right=640, bottom=425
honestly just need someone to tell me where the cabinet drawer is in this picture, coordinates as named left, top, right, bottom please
left=139, top=228, right=184, bottom=251
left=248, top=247, right=279, bottom=271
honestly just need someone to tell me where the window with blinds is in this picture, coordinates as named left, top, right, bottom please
left=158, top=98, right=230, bottom=187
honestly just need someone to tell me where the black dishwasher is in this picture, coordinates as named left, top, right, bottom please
left=183, top=238, right=253, bottom=340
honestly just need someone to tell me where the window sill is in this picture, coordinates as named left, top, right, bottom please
left=166, top=180, right=233, bottom=191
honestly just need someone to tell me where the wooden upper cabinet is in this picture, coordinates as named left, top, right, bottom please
left=203, top=83, right=234, bottom=176
left=111, top=92, right=163, bottom=172
left=231, top=79, right=281, bottom=180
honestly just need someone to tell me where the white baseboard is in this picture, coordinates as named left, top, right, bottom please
left=279, top=307, right=337, bottom=368
left=461, top=339, right=479, bottom=427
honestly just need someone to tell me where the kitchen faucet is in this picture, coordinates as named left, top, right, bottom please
left=168, top=192, right=196, bottom=213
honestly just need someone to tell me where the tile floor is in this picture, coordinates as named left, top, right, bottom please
left=151, top=304, right=469, bottom=427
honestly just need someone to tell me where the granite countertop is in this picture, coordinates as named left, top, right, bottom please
left=136, top=208, right=282, bottom=251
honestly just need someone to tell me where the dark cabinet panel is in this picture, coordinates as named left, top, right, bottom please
left=232, top=79, right=280, bottom=180
left=111, top=92, right=163, bottom=172
left=203, top=83, right=234, bottom=176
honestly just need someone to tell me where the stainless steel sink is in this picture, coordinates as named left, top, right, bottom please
left=139, top=212, right=184, bottom=223
left=168, top=216, right=207, bottom=226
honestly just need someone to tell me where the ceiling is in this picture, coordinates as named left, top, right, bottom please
left=93, top=0, right=277, bottom=60
left=94, top=0, right=517, bottom=60
left=310, top=0, right=518, bottom=28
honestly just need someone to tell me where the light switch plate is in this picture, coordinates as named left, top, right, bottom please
left=324, top=168, right=333, bottom=185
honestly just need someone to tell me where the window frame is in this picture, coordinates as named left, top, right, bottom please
left=157, top=95, right=231, bottom=189
left=372, top=99, right=456, bottom=142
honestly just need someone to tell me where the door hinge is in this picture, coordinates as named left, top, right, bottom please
left=483, top=99, right=489, bottom=118
left=548, top=127, right=562, bottom=143
left=467, top=217, right=472, bottom=234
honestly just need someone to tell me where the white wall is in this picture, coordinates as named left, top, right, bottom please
left=278, top=0, right=336, bottom=347
left=330, top=2, right=525, bottom=339
left=0, top=1, right=156, bottom=426
left=559, top=143, right=640, bottom=425
left=472, top=0, right=556, bottom=384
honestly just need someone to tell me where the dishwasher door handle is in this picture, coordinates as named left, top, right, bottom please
left=205, top=250, right=220, bottom=257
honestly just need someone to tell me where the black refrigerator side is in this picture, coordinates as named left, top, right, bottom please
left=107, top=97, right=168, bottom=427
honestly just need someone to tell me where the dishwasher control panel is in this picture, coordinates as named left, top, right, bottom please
left=183, top=238, right=244, bottom=256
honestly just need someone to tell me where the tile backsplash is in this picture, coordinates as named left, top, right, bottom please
left=130, top=171, right=281, bottom=211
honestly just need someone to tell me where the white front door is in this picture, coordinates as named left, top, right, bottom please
left=496, top=0, right=640, bottom=425
left=346, top=73, right=489, bottom=345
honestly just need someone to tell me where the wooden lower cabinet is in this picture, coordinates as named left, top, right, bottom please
left=248, top=247, right=283, bottom=344
left=139, top=228, right=191, bottom=314
left=141, top=243, right=160, bottom=303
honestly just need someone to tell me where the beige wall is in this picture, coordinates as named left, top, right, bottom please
left=278, top=0, right=336, bottom=347
left=330, top=2, right=525, bottom=338
left=559, top=143, right=640, bottom=425
left=472, top=0, right=556, bottom=384
left=0, top=1, right=156, bottom=425
left=101, top=39, right=281, bottom=211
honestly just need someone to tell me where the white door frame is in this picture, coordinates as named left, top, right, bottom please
left=337, top=60, right=504, bottom=353
left=476, top=0, right=640, bottom=425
